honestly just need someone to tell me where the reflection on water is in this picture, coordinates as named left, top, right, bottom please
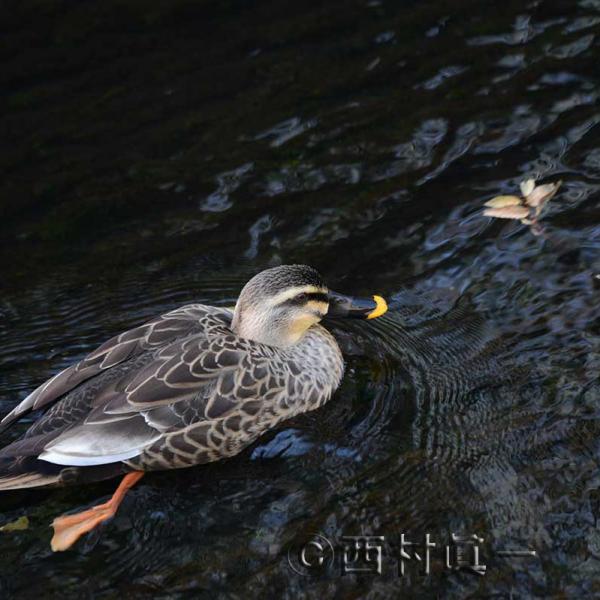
left=0, top=0, right=599, bottom=597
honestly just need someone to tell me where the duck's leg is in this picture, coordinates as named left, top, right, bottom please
left=51, top=471, right=144, bottom=552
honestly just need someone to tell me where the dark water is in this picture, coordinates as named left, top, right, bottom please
left=1, top=1, right=599, bottom=597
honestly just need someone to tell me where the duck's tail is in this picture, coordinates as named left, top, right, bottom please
left=0, top=471, right=60, bottom=490
left=0, top=454, right=129, bottom=491
left=0, top=456, right=62, bottom=490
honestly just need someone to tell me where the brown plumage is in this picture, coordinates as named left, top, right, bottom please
left=0, top=304, right=343, bottom=487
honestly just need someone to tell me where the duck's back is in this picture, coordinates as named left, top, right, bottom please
left=0, top=305, right=233, bottom=487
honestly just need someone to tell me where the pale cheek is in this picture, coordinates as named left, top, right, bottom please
left=306, top=300, right=329, bottom=313
left=289, top=314, right=320, bottom=337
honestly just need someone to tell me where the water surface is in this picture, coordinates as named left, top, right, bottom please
left=1, top=1, right=599, bottom=597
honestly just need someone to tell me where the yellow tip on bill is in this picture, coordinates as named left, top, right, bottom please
left=367, top=295, right=388, bottom=319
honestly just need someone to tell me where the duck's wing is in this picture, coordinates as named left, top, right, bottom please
left=3, top=329, right=281, bottom=469
left=0, top=305, right=232, bottom=434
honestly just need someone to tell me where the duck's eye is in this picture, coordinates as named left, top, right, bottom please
left=295, top=293, right=309, bottom=303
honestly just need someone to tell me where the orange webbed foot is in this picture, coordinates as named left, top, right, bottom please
left=51, top=471, right=144, bottom=551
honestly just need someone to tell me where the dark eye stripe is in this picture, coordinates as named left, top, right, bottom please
left=285, top=292, right=329, bottom=306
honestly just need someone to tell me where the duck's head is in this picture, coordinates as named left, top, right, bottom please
left=232, top=264, right=387, bottom=347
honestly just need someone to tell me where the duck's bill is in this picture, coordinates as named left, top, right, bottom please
left=327, top=291, right=388, bottom=320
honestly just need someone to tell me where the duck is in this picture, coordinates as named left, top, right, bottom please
left=0, top=265, right=387, bottom=551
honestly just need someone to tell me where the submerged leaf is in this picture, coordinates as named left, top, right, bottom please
left=524, top=181, right=562, bottom=209
left=483, top=206, right=531, bottom=220
left=483, top=195, right=523, bottom=208
left=0, top=516, right=29, bottom=532
left=520, top=179, right=536, bottom=197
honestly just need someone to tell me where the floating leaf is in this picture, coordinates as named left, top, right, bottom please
left=483, top=206, right=531, bottom=219
left=0, top=516, right=29, bottom=532
left=483, top=195, right=523, bottom=208
left=524, top=181, right=562, bottom=209
left=520, top=179, right=535, bottom=197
